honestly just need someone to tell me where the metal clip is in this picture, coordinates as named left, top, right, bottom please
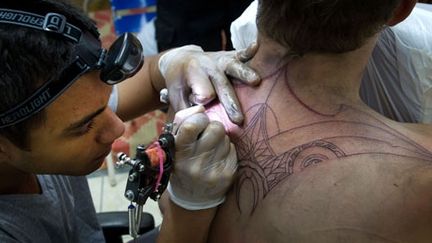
left=43, top=13, right=66, bottom=33
left=163, top=122, right=174, bottom=134
left=115, top=152, right=137, bottom=168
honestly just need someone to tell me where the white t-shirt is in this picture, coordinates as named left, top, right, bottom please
left=361, top=6, right=432, bottom=123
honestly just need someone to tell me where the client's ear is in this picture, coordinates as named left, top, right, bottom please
left=387, top=0, right=417, bottom=26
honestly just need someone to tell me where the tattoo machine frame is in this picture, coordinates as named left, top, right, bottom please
left=116, top=123, right=175, bottom=238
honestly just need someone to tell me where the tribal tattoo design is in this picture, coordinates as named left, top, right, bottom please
left=232, top=70, right=432, bottom=214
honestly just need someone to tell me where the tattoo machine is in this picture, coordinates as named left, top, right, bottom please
left=116, top=123, right=175, bottom=239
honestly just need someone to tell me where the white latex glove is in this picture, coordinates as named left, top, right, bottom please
left=158, top=43, right=260, bottom=125
left=167, top=105, right=238, bottom=210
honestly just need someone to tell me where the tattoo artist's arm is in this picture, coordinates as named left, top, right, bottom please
left=157, top=200, right=217, bottom=243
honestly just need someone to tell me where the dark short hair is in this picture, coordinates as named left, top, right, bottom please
left=256, top=0, right=401, bottom=55
left=0, top=0, right=98, bottom=149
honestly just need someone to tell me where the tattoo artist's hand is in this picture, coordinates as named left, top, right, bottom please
left=167, top=105, right=237, bottom=210
left=158, top=43, right=260, bottom=125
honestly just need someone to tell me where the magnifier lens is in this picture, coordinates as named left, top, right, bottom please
left=123, top=42, right=142, bottom=72
left=100, top=33, right=144, bottom=85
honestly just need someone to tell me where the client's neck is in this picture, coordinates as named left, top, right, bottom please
left=250, top=35, right=379, bottom=112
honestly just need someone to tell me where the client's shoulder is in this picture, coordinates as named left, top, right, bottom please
left=397, top=122, right=432, bottom=150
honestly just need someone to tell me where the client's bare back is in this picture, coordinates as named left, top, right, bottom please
left=209, top=67, right=432, bottom=243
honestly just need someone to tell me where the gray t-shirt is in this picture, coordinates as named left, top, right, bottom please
left=0, top=175, right=105, bottom=243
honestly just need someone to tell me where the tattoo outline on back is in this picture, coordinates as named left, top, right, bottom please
left=233, top=68, right=432, bottom=214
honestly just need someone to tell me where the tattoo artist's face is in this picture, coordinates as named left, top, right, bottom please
left=18, top=71, right=125, bottom=175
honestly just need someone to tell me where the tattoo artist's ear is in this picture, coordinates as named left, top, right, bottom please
left=0, top=136, right=14, bottom=163
left=387, top=0, right=417, bottom=26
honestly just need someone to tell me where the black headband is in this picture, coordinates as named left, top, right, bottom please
left=0, top=8, right=82, bottom=42
left=0, top=8, right=143, bottom=128
left=0, top=8, right=105, bottom=128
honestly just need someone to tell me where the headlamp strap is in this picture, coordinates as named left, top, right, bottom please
left=0, top=58, right=90, bottom=128
left=0, top=8, right=81, bottom=43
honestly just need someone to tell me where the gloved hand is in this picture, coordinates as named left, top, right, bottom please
left=158, top=43, right=260, bottom=125
left=167, top=105, right=238, bottom=210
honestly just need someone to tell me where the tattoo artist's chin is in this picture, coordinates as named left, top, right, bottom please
left=66, top=149, right=112, bottom=176
left=88, top=149, right=112, bottom=172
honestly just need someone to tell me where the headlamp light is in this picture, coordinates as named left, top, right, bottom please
left=0, top=9, right=144, bottom=128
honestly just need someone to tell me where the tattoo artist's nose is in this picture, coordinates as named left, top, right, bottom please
left=96, top=109, right=125, bottom=144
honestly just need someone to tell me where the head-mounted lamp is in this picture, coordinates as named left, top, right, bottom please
left=0, top=9, right=144, bottom=128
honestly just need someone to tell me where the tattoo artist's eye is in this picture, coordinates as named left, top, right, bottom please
left=77, top=120, right=95, bottom=135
